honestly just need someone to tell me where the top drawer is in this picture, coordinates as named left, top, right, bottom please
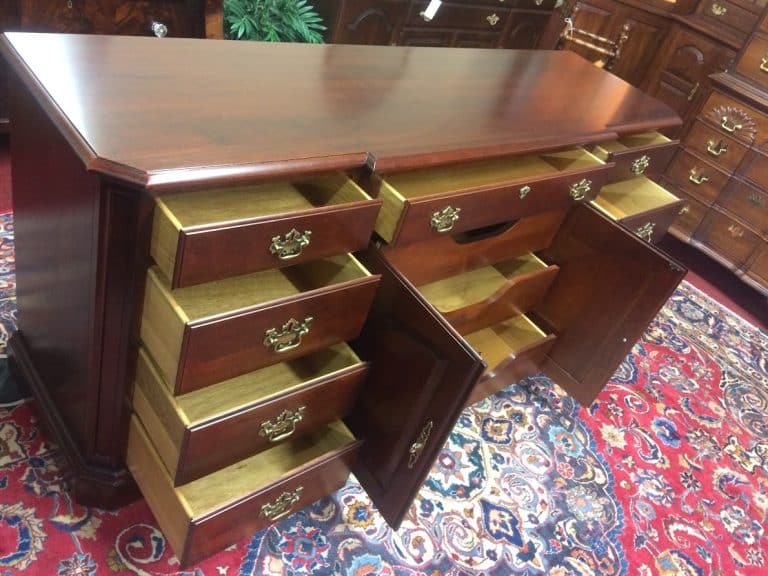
left=695, top=1, right=759, bottom=36
left=590, top=131, right=678, bottom=180
left=375, top=147, right=610, bottom=246
left=734, top=34, right=768, bottom=91
left=700, top=91, right=766, bottom=145
left=408, top=1, right=510, bottom=30
left=152, top=173, right=381, bottom=288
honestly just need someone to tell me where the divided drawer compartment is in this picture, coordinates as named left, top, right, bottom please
left=375, top=147, right=611, bottom=246
left=140, top=254, right=379, bottom=394
left=127, top=415, right=360, bottom=568
left=133, top=344, right=366, bottom=485
left=591, top=130, right=678, bottom=180
left=151, top=173, right=381, bottom=288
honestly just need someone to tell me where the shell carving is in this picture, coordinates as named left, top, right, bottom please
left=707, top=105, right=758, bottom=142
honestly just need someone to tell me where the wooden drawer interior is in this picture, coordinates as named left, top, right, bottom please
left=375, top=147, right=605, bottom=243
left=133, top=343, right=366, bottom=485
left=592, top=130, right=672, bottom=160
left=590, top=177, right=681, bottom=222
left=127, top=415, right=359, bottom=567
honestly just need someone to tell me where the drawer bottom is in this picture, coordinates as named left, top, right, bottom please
left=127, top=415, right=360, bottom=567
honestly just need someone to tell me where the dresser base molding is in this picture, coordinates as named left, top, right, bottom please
left=8, top=332, right=139, bottom=509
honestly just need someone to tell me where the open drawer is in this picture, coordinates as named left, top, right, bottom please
left=375, top=147, right=611, bottom=246
left=127, top=415, right=360, bottom=568
left=591, top=131, right=678, bottom=180
left=152, top=173, right=382, bottom=288
left=590, top=177, right=684, bottom=244
left=132, top=343, right=366, bottom=485
left=140, top=253, right=379, bottom=395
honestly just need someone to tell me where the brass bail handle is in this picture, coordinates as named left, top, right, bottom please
left=706, top=140, right=727, bottom=156
left=259, top=406, right=307, bottom=443
left=260, top=486, right=304, bottom=521
left=721, top=116, right=742, bottom=134
left=430, top=206, right=461, bottom=233
left=631, top=155, right=650, bottom=176
left=408, top=420, right=434, bottom=469
left=569, top=179, right=592, bottom=201
left=270, top=228, right=312, bottom=260
left=688, top=169, right=709, bottom=185
left=263, top=316, right=313, bottom=353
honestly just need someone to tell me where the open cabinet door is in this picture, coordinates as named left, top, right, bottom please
left=533, top=204, right=686, bottom=406
left=349, top=248, right=485, bottom=528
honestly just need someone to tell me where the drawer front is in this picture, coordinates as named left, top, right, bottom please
left=133, top=345, right=367, bottom=484
left=735, top=34, right=768, bottom=91
left=748, top=245, right=768, bottom=283
left=667, top=187, right=709, bottom=241
left=694, top=209, right=762, bottom=264
left=153, top=174, right=381, bottom=288
left=592, top=131, right=678, bottom=180
left=737, top=147, right=768, bottom=189
left=664, top=149, right=730, bottom=205
left=696, top=0, right=758, bottom=36
left=716, top=178, right=768, bottom=233
left=621, top=203, right=684, bottom=245
left=700, top=91, right=764, bottom=145
left=127, top=416, right=360, bottom=567
left=683, top=120, right=749, bottom=173
left=407, top=2, right=510, bottom=31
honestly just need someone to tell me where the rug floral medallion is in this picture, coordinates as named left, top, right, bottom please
left=0, top=212, right=766, bottom=576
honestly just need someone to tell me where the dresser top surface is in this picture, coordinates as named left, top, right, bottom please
left=1, top=33, right=680, bottom=189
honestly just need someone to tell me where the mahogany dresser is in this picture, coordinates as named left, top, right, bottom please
left=663, top=8, right=768, bottom=295
left=1, top=33, right=685, bottom=566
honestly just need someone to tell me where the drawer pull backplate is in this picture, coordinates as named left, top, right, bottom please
left=431, top=206, right=461, bottom=233
left=260, top=486, right=304, bottom=521
left=635, top=221, right=656, bottom=242
left=264, top=317, right=313, bottom=353
left=408, top=420, right=434, bottom=469
left=631, top=155, right=650, bottom=175
left=270, top=229, right=312, bottom=260
left=688, top=169, right=710, bottom=185
left=259, top=406, right=307, bottom=442
left=710, top=3, right=727, bottom=16
left=706, top=140, right=728, bottom=156
left=569, top=179, right=592, bottom=201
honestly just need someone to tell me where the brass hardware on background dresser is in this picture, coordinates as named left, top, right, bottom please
left=519, top=185, right=531, bottom=199
left=259, top=407, right=307, bottom=442
left=706, top=140, right=728, bottom=156
left=687, top=82, right=700, bottom=102
left=487, top=13, right=500, bottom=27
left=260, top=487, right=304, bottom=521
left=679, top=204, right=690, bottom=215
left=728, top=223, right=744, bottom=237
left=631, top=155, right=650, bottom=175
left=710, top=3, right=727, bottom=16
left=761, top=55, right=768, bottom=73
left=408, top=420, right=434, bottom=469
left=748, top=192, right=765, bottom=207
left=688, top=169, right=710, bottom=185
left=635, top=221, right=656, bottom=242
left=569, top=179, right=592, bottom=201
left=721, top=115, right=743, bottom=134
left=270, top=228, right=312, bottom=260
left=263, top=317, right=313, bottom=353
left=431, top=206, right=461, bottom=233
left=151, top=21, right=168, bottom=38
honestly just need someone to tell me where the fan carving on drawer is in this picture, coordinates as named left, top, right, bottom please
left=707, top=105, right=758, bottom=141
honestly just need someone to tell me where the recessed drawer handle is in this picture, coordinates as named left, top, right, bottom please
left=569, top=179, right=592, bottom=201
left=263, top=317, right=313, bottom=353
left=760, top=55, right=768, bottom=73
left=706, top=140, right=728, bottom=156
left=710, top=3, right=727, bottom=16
left=748, top=192, right=765, bottom=207
left=487, top=13, right=500, bottom=26
left=431, top=206, right=461, bottom=233
left=631, top=155, right=650, bottom=175
left=259, top=406, right=306, bottom=442
left=728, top=224, right=744, bottom=237
left=635, top=221, right=655, bottom=242
left=260, top=486, right=303, bottom=521
left=688, top=169, right=710, bottom=185
left=270, top=228, right=312, bottom=260
left=721, top=116, right=742, bottom=134
left=408, top=419, right=433, bottom=469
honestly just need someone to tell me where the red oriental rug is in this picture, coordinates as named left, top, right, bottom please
left=0, top=211, right=766, bottom=575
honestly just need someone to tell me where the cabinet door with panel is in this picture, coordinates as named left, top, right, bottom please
left=501, top=10, right=552, bottom=49
left=326, top=0, right=407, bottom=45
left=607, top=4, right=669, bottom=87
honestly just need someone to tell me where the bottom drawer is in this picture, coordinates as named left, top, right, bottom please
left=668, top=188, right=708, bottom=241
left=590, top=176, right=684, bottom=243
left=694, top=209, right=762, bottom=265
left=127, top=415, right=360, bottom=567
left=748, top=245, right=768, bottom=285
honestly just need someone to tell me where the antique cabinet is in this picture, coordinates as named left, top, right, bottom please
left=1, top=33, right=685, bottom=566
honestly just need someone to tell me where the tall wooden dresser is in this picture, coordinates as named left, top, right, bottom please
left=1, top=33, right=685, bottom=566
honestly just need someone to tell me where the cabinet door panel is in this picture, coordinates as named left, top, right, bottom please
left=349, top=248, right=484, bottom=528
left=332, top=0, right=407, bottom=45
left=608, top=7, right=669, bottom=86
left=533, top=205, right=685, bottom=406
left=501, top=11, right=550, bottom=49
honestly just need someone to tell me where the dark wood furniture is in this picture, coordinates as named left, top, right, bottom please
left=663, top=8, right=768, bottom=295
left=315, top=0, right=555, bottom=48
left=0, top=0, right=224, bottom=130
left=1, top=33, right=685, bottom=567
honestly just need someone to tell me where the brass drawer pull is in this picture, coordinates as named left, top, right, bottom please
left=688, top=169, right=710, bottom=185
left=487, top=13, right=500, bottom=26
left=748, top=192, right=765, bottom=207
left=635, top=221, right=656, bottom=242
left=259, top=406, right=306, bottom=442
left=519, top=185, right=531, bottom=199
left=270, top=228, right=312, bottom=260
left=263, top=316, right=313, bottom=353
left=760, top=55, right=768, bottom=73
left=408, top=419, right=433, bottom=469
left=728, top=223, right=744, bottom=238
left=687, top=81, right=700, bottom=102
left=706, top=139, right=728, bottom=156
left=679, top=204, right=690, bottom=215
left=260, top=486, right=303, bottom=521
left=569, top=179, right=592, bottom=201
left=631, top=155, right=650, bottom=175
left=151, top=21, right=168, bottom=38
left=721, top=116, right=742, bottom=134
left=431, top=206, right=461, bottom=233
left=710, top=3, right=727, bottom=16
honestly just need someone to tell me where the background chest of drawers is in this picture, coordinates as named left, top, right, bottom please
left=662, top=8, right=768, bottom=295
left=2, top=34, right=684, bottom=567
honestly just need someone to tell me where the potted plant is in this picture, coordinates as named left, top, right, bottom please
left=224, top=0, right=326, bottom=43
